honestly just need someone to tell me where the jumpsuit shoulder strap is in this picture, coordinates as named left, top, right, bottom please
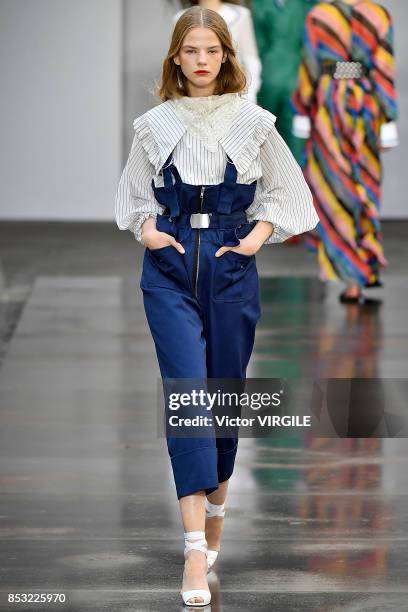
left=223, top=154, right=238, bottom=185
left=217, top=154, right=238, bottom=216
left=150, top=151, right=181, bottom=220
left=161, top=153, right=173, bottom=172
left=161, top=153, right=182, bottom=185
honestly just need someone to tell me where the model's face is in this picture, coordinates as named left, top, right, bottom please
left=174, top=27, right=226, bottom=95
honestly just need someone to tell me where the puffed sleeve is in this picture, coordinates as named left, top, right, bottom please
left=370, top=7, right=398, bottom=149
left=114, top=122, right=164, bottom=244
left=245, top=123, right=319, bottom=244
left=371, top=7, right=398, bottom=124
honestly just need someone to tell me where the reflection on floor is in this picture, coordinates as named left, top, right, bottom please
left=0, top=274, right=407, bottom=611
left=0, top=221, right=407, bottom=610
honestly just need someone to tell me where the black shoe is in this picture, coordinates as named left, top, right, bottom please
left=339, top=291, right=382, bottom=306
left=365, top=280, right=384, bottom=289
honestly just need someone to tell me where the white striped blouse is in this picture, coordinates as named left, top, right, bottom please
left=115, top=94, right=319, bottom=245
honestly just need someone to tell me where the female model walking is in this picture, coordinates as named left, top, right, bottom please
left=115, top=7, right=318, bottom=606
left=292, top=0, right=398, bottom=304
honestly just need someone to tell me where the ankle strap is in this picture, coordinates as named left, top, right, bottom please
left=184, top=530, right=208, bottom=555
left=205, top=499, right=225, bottom=518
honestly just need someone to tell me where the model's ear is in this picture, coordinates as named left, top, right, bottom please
left=174, top=55, right=180, bottom=66
left=222, top=53, right=227, bottom=63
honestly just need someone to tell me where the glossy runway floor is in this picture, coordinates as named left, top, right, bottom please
left=0, top=222, right=408, bottom=611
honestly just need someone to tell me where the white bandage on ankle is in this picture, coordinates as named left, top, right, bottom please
left=205, top=499, right=225, bottom=518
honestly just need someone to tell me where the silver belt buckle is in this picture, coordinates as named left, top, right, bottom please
left=334, top=61, right=363, bottom=79
left=190, top=213, right=210, bottom=229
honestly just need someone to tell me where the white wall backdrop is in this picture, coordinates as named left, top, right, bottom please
left=122, top=0, right=176, bottom=158
left=0, top=0, right=122, bottom=220
left=380, top=0, right=407, bottom=218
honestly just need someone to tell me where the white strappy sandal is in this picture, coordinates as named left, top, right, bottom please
left=205, top=499, right=225, bottom=573
left=180, top=530, right=211, bottom=607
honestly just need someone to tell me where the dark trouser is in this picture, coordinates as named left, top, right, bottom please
left=141, top=214, right=261, bottom=499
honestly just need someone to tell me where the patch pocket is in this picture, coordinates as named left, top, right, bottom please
left=155, top=214, right=174, bottom=236
left=235, top=220, right=257, bottom=241
left=140, top=245, right=186, bottom=291
left=212, top=250, right=258, bottom=303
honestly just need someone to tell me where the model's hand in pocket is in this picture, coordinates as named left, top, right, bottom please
left=141, top=218, right=185, bottom=254
left=215, top=235, right=259, bottom=258
left=215, top=220, right=274, bottom=257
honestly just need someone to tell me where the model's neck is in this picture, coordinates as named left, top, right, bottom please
left=185, top=82, right=218, bottom=97
left=198, top=0, right=223, bottom=11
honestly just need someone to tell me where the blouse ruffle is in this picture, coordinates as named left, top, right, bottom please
left=133, top=115, right=162, bottom=175
left=231, top=110, right=277, bottom=175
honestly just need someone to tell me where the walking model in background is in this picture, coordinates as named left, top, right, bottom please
left=116, top=7, right=318, bottom=606
left=251, top=0, right=317, bottom=163
left=174, top=0, right=262, bottom=102
left=292, top=0, right=398, bottom=304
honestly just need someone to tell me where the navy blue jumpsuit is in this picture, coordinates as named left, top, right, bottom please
left=140, top=150, right=262, bottom=499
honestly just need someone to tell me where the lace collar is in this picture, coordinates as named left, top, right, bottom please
left=133, top=97, right=277, bottom=175
left=173, top=93, right=243, bottom=152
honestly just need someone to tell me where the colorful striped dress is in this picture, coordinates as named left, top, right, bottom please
left=291, top=0, right=398, bottom=287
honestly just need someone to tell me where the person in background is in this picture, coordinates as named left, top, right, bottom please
left=291, top=0, right=398, bottom=305
left=251, top=0, right=317, bottom=163
left=173, top=0, right=262, bottom=103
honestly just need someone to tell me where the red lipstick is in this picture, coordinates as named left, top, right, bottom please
left=194, top=70, right=209, bottom=75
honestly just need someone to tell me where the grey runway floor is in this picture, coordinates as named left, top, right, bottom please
left=0, top=222, right=408, bottom=611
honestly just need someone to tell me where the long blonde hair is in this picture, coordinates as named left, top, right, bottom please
left=158, top=7, right=247, bottom=101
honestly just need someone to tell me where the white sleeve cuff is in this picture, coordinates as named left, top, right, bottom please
left=129, top=212, right=159, bottom=244
left=292, top=115, right=311, bottom=139
left=380, top=121, right=399, bottom=148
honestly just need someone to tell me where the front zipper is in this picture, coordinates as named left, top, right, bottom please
left=192, top=186, right=205, bottom=297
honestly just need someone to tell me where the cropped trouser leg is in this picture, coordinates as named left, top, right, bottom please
left=203, top=294, right=261, bottom=486
left=142, top=285, right=219, bottom=499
